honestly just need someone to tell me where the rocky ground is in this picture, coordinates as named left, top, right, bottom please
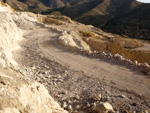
left=13, top=14, right=150, bottom=113
left=0, top=3, right=68, bottom=113
left=0, top=67, right=68, bottom=113
left=0, top=2, right=150, bottom=113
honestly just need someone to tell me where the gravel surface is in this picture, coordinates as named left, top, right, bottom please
left=13, top=17, right=150, bottom=113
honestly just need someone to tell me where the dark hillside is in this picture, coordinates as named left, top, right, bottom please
left=102, top=3, right=150, bottom=40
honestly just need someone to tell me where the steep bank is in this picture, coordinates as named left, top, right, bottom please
left=0, top=68, right=67, bottom=113
left=0, top=2, right=21, bottom=67
left=0, top=2, right=67, bottom=113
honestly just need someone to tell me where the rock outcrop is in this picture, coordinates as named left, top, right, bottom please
left=0, top=2, right=67, bottom=113
left=95, top=102, right=114, bottom=113
left=0, top=68, right=67, bottom=113
left=0, top=2, right=22, bottom=67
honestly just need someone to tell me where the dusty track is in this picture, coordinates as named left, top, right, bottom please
left=14, top=21, right=150, bottom=112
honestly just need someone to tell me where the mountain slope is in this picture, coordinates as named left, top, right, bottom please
left=2, top=0, right=149, bottom=40
left=58, top=0, right=141, bottom=27
left=102, top=3, right=150, bottom=39
left=1, top=0, right=82, bottom=11
left=2, top=0, right=141, bottom=25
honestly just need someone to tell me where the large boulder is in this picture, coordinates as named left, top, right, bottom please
left=0, top=68, right=68, bottom=113
left=95, top=102, right=114, bottom=113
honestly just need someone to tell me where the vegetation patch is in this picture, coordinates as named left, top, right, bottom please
left=110, top=38, right=144, bottom=49
left=79, top=30, right=95, bottom=37
left=38, top=17, right=63, bottom=25
left=49, top=15, right=73, bottom=23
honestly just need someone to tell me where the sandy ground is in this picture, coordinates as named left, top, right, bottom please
left=13, top=19, right=150, bottom=112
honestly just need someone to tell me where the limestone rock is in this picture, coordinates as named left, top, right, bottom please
left=62, top=101, right=67, bottom=108
left=95, top=102, right=114, bottom=113
left=141, top=63, right=150, bottom=69
left=0, top=58, right=6, bottom=68
left=67, top=105, right=72, bottom=111
left=0, top=108, right=20, bottom=113
left=0, top=67, right=68, bottom=113
left=93, top=93, right=102, bottom=101
left=140, top=110, right=148, bottom=113
left=86, top=102, right=91, bottom=108
left=133, top=60, right=138, bottom=66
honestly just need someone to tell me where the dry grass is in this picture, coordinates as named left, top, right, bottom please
left=83, top=37, right=107, bottom=52
left=50, top=15, right=73, bottom=23
left=111, top=38, right=144, bottom=49
left=79, top=30, right=95, bottom=37
left=39, top=17, right=63, bottom=25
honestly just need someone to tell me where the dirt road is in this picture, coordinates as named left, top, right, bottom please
left=14, top=21, right=150, bottom=112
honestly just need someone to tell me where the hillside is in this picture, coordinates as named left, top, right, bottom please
left=3, top=0, right=150, bottom=40
left=0, top=2, right=67, bottom=113
left=0, top=1, right=150, bottom=113
left=2, top=0, right=141, bottom=24
left=59, top=0, right=141, bottom=27
left=102, top=3, right=150, bottom=40
left=0, top=0, right=48, bottom=11
left=0, top=0, right=82, bottom=11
